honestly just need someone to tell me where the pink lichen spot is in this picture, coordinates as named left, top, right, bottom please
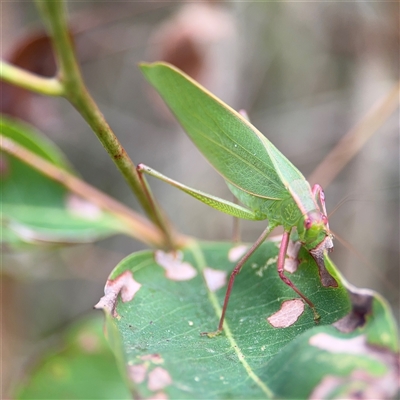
left=150, top=392, right=168, bottom=400
left=94, top=270, right=141, bottom=317
left=77, top=332, right=101, bottom=353
left=309, top=333, right=367, bottom=354
left=284, top=241, right=301, bottom=273
left=203, top=267, right=227, bottom=292
left=309, top=375, right=344, bottom=399
left=155, top=250, right=197, bottom=281
left=66, top=194, right=102, bottom=220
left=141, top=354, right=164, bottom=364
left=128, top=364, right=147, bottom=384
left=228, top=245, right=248, bottom=262
left=310, top=369, right=398, bottom=400
left=267, top=299, right=305, bottom=328
left=148, top=367, right=172, bottom=391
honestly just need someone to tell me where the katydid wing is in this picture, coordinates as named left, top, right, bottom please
left=139, top=62, right=337, bottom=336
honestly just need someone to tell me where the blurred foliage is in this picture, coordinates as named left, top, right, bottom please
left=99, top=242, right=398, bottom=399
left=14, top=316, right=131, bottom=399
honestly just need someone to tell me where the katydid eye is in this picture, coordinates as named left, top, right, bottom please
left=321, top=215, right=328, bottom=225
left=304, top=219, right=312, bottom=229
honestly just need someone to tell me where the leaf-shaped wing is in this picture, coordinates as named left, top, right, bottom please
left=140, top=62, right=304, bottom=206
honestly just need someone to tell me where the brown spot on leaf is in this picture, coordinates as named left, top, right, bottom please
left=127, top=364, right=147, bottom=384
left=309, top=237, right=338, bottom=287
left=147, top=367, right=172, bottom=391
left=148, top=3, right=234, bottom=82
left=267, top=299, right=305, bottom=328
left=228, top=245, right=248, bottom=262
left=66, top=194, right=102, bottom=220
left=1, top=31, right=56, bottom=122
left=203, top=267, right=227, bottom=292
left=333, top=286, right=373, bottom=333
left=94, top=271, right=141, bottom=317
left=154, top=250, right=197, bottom=281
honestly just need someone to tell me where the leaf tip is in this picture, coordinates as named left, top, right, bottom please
left=94, top=270, right=141, bottom=317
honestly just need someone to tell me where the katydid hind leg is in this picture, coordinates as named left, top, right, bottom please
left=277, top=231, right=321, bottom=321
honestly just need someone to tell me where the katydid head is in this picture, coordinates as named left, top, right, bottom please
left=297, top=210, right=334, bottom=252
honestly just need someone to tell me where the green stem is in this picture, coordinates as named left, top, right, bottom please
left=34, top=0, right=176, bottom=249
left=0, top=61, right=64, bottom=96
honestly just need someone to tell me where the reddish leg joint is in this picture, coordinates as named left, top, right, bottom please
left=278, top=231, right=320, bottom=321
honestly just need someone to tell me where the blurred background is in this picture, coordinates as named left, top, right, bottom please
left=2, top=1, right=399, bottom=396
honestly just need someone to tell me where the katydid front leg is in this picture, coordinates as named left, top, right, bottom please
left=277, top=230, right=320, bottom=321
left=203, top=227, right=320, bottom=337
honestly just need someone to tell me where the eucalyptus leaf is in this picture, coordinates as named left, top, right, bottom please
left=96, top=240, right=399, bottom=399
left=1, top=116, right=127, bottom=246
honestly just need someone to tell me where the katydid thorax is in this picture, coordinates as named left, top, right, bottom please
left=138, top=62, right=337, bottom=336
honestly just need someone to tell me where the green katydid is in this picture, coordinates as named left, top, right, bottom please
left=138, top=62, right=337, bottom=336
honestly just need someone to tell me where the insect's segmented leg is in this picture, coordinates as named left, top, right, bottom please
left=277, top=231, right=320, bottom=321
left=203, top=224, right=275, bottom=337
left=312, top=184, right=329, bottom=228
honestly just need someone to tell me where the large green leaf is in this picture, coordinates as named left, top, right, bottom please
left=1, top=116, right=127, bottom=245
left=13, top=316, right=131, bottom=399
left=96, top=240, right=399, bottom=399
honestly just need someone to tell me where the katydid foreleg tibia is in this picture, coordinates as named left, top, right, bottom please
left=139, top=62, right=337, bottom=336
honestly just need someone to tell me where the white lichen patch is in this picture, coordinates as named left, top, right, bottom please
left=228, top=245, right=248, bottom=262
left=203, top=267, right=227, bottom=292
left=309, top=333, right=368, bottom=355
left=148, top=367, right=172, bottom=391
left=128, top=364, right=147, bottom=384
left=94, top=270, right=141, bottom=317
left=255, top=256, right=277, bottom=277
left=267, top=299, right=305, bottom=328
left=66, top=194, right=102, bottom=220
left=155, top=250, right=197, bottom=281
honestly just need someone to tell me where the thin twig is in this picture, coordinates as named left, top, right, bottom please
left=1, top=135, right=187, bottom=249
left=0, top=61, right=64, bottom=96
left=308, top=82, right=400, bottom=188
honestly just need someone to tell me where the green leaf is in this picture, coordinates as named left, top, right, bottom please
left=1, top=116, right=126, bottom=245
left=95, top=240, right=398, bottom=399
left=13, top=316, right=131, bottom=399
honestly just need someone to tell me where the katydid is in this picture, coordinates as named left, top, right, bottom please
left=138, top=62, right=337, bottom=336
